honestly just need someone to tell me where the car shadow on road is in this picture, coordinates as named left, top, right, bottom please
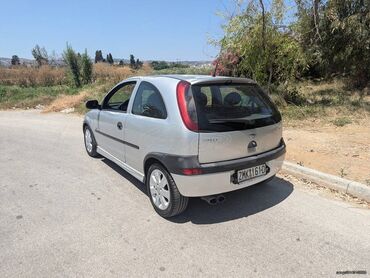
left=101, top=158, right=147, bottom=195
left=172, top=177, right=294, bottom=224
left=101, top=158, right=294, bottom=224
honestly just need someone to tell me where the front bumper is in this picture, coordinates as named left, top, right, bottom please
left=172, top=153, right=285, bottom=197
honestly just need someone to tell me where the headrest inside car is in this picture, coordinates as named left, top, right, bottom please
left=224, top=92, right=241, bottom=106
left=196, top=92, right=208, bottom=107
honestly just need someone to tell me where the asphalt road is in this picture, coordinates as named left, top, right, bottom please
left=0, top=110, right=369, bottom=277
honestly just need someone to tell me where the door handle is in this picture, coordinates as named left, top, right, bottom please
left=117, top=122, right=123, bottom=130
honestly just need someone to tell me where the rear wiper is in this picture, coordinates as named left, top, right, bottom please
left=209, top=118, right=253, bottom=123
left=209, top=114, right=271, bottom=123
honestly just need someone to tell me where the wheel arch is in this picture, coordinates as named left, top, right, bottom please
left=82, top=121, right=89, bottom=131
left=144, top=155, right=169, bottom=178
left=144, top=152, right=199, bottom=177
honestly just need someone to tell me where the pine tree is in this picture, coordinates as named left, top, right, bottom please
left=63, top=44, right=81, bottom=87
left=129, top=54, right=136, bottom=69
left=94, top=50, right=104, bottom=63
left=136, top=58, right=143, bottom=69
left=107, top=53, right=114, bottom=64
left=11, top=55, right=20, bottom=65
left=31, top=45, right=49, bottom=66
left=81, top=49, right=93, bottom=85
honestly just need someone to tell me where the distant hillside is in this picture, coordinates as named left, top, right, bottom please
left=0, top=57, right=212, bottom=68
left=0, top=57, right=36, bottom=67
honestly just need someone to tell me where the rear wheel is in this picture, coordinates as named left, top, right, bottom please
left=83, top=125, right=99, bottom=157
left=146, top=163, right=188, bottom=218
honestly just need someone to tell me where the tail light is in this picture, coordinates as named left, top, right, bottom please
left=176, top=81, right=198, bottom=131
left=182, top=168, right=203, bottom=175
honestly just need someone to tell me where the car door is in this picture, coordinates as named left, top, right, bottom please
left=125, top=81, right=168, bottom=173
left=96, top=81, right=137, bottom=162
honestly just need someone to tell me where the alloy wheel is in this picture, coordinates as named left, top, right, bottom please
left=149, top=169, right=170, bottom=210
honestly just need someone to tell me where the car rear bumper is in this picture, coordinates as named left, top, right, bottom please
left=172, top=153, right=285, bottom=197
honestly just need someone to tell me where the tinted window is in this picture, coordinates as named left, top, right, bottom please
left=132, top=81, right=167, bottom=119
left=191, top=83, right=281, bottom=132
left=104, top=82, right=136, bottom=111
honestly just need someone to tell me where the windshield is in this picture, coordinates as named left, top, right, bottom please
left=191, top=83, right=281, bottom=132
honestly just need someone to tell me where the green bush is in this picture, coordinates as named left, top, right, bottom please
left=81, top=50, right=93, bottom=85
left=63, top=44, right=81, bottom=87
left=0, top=85, right=79, bottom=109
left=332, top=117, right=352, bottom=127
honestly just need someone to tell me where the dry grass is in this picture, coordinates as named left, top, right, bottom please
left=42, top=84, right=111, bottom=112
left=280, top=79, right=370, bottom=125
left=0, top=66, right=66, bottom=86
left=0, top=63, right=154, bottom=87
left=93, top=63, right=132, bottom=82
left=0, top=63, right=153, bottom=111
left=298, top=79, right=370, bottom=104
left=93, top=62, right=152, bottom=82
left=136, top=63, right=153, bottom=76
left=43, top=90, right=89, bottom=112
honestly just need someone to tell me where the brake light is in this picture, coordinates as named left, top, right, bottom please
left=182, top=168, right=203, bottom=175
left=176, top=81, right=198, bottom=131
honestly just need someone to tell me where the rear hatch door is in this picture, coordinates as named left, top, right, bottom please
left=191, top=82, right=282, bottom=164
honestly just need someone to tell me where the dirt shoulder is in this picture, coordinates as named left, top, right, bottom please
left=284, top=118, right=370, bottom=186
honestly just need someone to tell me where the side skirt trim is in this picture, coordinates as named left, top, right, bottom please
left=97, top=146, right=145, bottom=182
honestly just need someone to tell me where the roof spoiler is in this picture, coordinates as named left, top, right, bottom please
left=190, top=77, right=256, bottom=86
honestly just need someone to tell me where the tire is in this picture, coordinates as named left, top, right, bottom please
left=83, top=125, right=99, bottom=157
left=146, top=163, right=188, bottom=218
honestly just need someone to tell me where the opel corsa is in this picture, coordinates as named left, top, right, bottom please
left=83, top=75, right=286, bottom=217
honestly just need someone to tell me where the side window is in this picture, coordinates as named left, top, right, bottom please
left=132, top=81, right=167, bottom=119
left=103, top=82, right=136, bottom=111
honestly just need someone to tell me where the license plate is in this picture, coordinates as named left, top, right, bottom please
left=236, top=164, right=267, bottom=183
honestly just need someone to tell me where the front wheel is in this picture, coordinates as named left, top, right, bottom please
left=146, top=163, right=188, bottom=218
left=83, top=125, right=99, bottom=157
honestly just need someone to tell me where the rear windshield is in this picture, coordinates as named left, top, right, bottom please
left=191, top=83, right=281, bottom=132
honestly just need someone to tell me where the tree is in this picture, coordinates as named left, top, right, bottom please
left=49, top=50, right=59, bottom=67
left=136, top=58, right=143, bottom=69
left=321, top=0, right=369, bottom=88
left=94, top=50, right=104, bottom=63
left=215, top=0, right=306, bottom=92
left=129, top=55, right=143, bottom=69
left=31, top=45, right=48, bottom=66
left=107, top=53, right=114, bottom=64
left=11, top=55, right=20, bottom=66
left=119, top=60, right=124, bottom=66
left=81, top=49, right=93, bottom=85
left=129, top=54, right=136, bottom=69
left=295, top=0, right=370, bottom=88
left=63, top=44, right=81, bottom=87
left=151, top=61, right=169, bottom=70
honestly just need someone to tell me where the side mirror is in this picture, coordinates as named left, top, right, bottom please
left=85, top=100, right=100, bottom=110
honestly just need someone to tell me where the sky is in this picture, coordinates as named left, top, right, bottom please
left=0, top=0, right=236, bottom=61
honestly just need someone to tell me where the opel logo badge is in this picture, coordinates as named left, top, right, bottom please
left=248, top=140, right=257, bottom=149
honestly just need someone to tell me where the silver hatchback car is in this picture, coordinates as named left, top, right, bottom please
left=83, top=75, right=286, bottom=217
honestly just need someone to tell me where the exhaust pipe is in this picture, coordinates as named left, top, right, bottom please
left=217, top=195, right=225, bottom=204
left=201, top=194, right=225, bottom=205
left=201, top=195, right=218, bottom=205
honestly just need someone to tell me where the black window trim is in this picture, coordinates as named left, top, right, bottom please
left=190, top=82, right=282, bottom=132
left=101, top=81, right=137, bottom=113
left=131, top=81, right=168, bottom=120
